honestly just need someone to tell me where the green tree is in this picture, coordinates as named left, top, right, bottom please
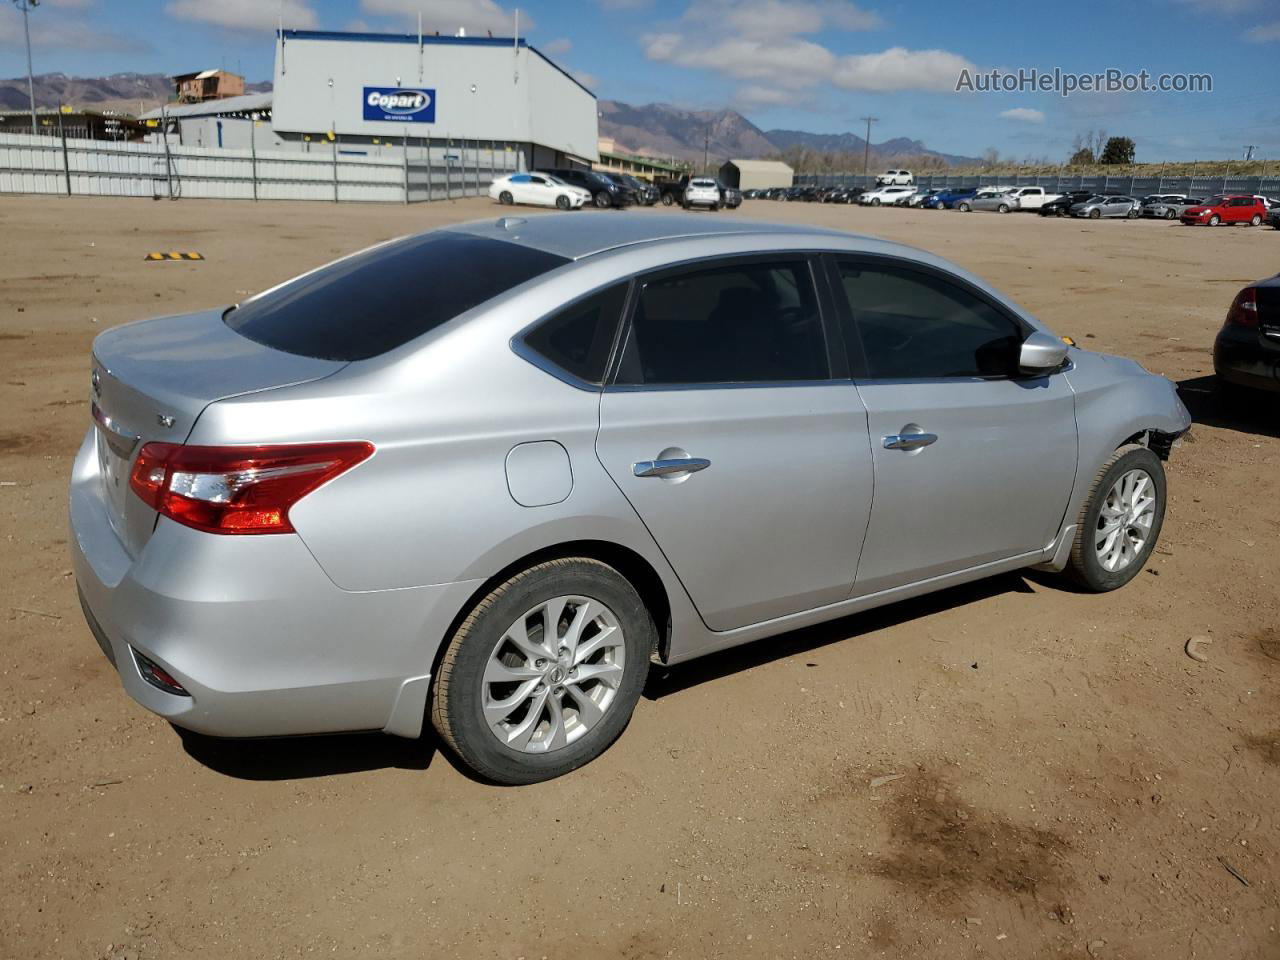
left=1099, top=137, right=1135, bottom=165
left=1069, top=147, right=1094, bottom=165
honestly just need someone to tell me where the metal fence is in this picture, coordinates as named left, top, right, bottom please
left=794, top=171, right=1280, bottom=198
left=0, top=131, right=519, bottom=203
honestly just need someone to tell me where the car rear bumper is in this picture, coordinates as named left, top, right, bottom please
left=69, top=430, right=482, bottom=739
left=1214, top=327, right=1280, bottom=393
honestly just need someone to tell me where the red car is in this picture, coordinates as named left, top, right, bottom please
left=1180, top=195, right=1267, bottom=226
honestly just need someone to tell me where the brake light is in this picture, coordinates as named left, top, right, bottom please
left=129, top=441, right=374, bottom=535
left=1225, top=287, right=1259, bottom=328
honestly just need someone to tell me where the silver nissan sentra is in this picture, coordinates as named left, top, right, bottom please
left=71, top=214, right=1191, bottom=784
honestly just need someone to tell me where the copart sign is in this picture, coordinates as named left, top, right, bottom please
left=362, top=87, right=436, bottom=123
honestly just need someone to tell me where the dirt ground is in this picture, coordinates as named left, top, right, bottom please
left=1, top=194, right=1278, bottom=960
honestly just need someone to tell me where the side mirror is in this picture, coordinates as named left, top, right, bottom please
left=1018, top=330, right=1069, bottom=374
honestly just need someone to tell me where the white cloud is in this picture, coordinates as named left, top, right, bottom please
left=0, top=6, right=145, bottom=51
left=542, top=36, right=572, bottom=56
left=1245, top=19, right=1280, bottom=40
left=831, top=46, right=976, bottom=92
left=642, top=0, right=973, bottom=102
left=1000, top=106, right=1046, bottom=123
left=360, top=0, right=531, bottom=35
left=165, top=0, right=317, bottom=31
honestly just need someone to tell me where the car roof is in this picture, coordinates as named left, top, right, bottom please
left=444, top=213, right=860, bottom=261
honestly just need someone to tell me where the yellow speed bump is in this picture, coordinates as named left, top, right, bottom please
left=145, top=252, right=204, bottom=261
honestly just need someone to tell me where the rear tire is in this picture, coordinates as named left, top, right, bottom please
left=1065, top=446, right=1166, bottom=593
left=431, top=558, right=654, bottom=785
left=661, top=193, right=674, bottom=206
left=498, top=191, right=513, bottom=205
left=998, top=203, right=1010, bottom=213
left=1126, top=208, right=1139, bottom=219
left=1250, top=214, right=1262, bottom=226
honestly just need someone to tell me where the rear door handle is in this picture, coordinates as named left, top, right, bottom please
left=883, top=433, right=938, bottom=451
left=633, top=457, right=711, bottom=478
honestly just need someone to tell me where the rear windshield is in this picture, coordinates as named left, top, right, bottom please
left=225, top=231, right=569, bottom=361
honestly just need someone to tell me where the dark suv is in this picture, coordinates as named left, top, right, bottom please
left=536, top=168, right=631, bottom=208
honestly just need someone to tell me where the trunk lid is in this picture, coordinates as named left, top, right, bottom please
left=89, top=308, right=346, bottom=556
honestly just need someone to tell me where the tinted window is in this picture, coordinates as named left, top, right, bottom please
left=616, top=260, right=828, bottom=385
left=226, top=232, right=569, bottom=361
left=522, top=283, right=628, bottom=385
left=836, top=261, right=1024, bottom=379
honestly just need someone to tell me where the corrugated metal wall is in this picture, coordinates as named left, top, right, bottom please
left=0, top=132, right=519, bottom=202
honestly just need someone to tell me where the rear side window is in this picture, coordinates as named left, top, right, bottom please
left=226, top=231, right=569, bottom=361
left=521, top=283, right=628, bottom=386
left=836, top=261, right=1025, bottom=380
left=616, top=259, right=828, bottom=385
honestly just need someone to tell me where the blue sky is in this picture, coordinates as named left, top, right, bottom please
left=1, top=0, right=1278, bottom=161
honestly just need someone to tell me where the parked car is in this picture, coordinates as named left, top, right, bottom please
left=923, top=187, right=978, bottom=210
left=956, top=187, right=1016, bottom=212
left=858, top=185, right=915, bottom=206
left=489, top=173, right=590, bottom=210
left=683, top=177, right=723, bottom=210
left=1071, top=195, right=1140, bottom=219
left=875, top=169, right=914, bottom=185
left=536, top=168, right=630, bottom=208
left=1141, top=195, right=1200, bottom=220
left=718, top=181, right=743, bottom=209
left=970, top=187, right=1062, bottom=213
left=1039, top=191, right=1095, bottom=217
left=1268, top=207, right=1280, bottom=230
left=1180, top=195, right=1267, bottom=227
left=71, top=214, right=1190, bottom=784
left=1213, top=275, right=1280, bottom=396
left=655, top=174, right=693, bottom=206
left=896, top=186, right=937, bottom=207
left=607, top=173, right=659, bottom=206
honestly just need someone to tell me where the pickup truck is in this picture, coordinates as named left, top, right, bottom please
left=971, top=186, right=1062, bottom=213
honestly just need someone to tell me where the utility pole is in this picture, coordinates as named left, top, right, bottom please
left=14, top=0, right=40, bottom=136
left=860, top=116, right=877, bottom=182
left=703, top=123, right=709, bottom=175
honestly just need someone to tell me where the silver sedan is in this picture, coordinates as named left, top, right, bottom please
left=1071, top=195, right=1141, bottom=219
left=72, top=215, right=1190, bottom=783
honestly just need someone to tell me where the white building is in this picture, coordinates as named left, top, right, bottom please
left=269, top=29, right=599, bottom=170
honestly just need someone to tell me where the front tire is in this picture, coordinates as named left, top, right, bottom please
left=958, top=201, right=970, bottom=212
left=660, top=193, right=674, bottom=206
left=1065, top=446, right=1166, bottom=592
left=1208, top=214, right=1220, bottom=226
left=431, top=558, right=654, bottom=785
left=1089, top=208, right=1101, bottom=219
left=1166, top=208, right=1177, bottom=220
left=555, top=194, right=570, bottom=210
left=594, top=192, right=612, bottom=209
left=498, top=191, right=513, bottom=205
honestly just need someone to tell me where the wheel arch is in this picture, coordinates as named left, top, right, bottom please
left=428, top=539, right=675, bottom=690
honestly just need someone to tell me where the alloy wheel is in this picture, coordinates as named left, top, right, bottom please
left=1094, top=469, right=1156, bottom=573
left=482, top=596, right=626, bottom=754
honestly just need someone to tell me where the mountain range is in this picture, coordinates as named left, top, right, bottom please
left=598, top=100, right=979, bottom=167
left=0, top=73, right=974, bottom=166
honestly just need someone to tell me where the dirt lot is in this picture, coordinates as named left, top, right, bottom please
left=1, top=194, right=1278, bottom=960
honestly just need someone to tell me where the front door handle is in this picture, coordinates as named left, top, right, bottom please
left=633, top=457, right=711, bottom=478
left=883, top=432, right=938, bottom=451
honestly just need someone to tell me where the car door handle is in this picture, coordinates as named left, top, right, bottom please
left=633, top=457, right=711, bottom=478
left=883, top=433, right=938, bottom=451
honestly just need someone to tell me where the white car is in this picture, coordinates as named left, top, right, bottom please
left=683, top=177, right=722, bottom=210
left=875, top=169, right=914, bottom=185
left=490, top=172, right=590, bottom=210
left=858, top=185, right=915, bottom=206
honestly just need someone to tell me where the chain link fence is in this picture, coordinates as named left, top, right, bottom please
left=795, top=171, right=1280, bottom=198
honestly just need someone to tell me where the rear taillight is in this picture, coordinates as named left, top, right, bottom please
left=129, top=441, right=374, bottom=535
left=1225, top=287, right=1259, bottom=328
